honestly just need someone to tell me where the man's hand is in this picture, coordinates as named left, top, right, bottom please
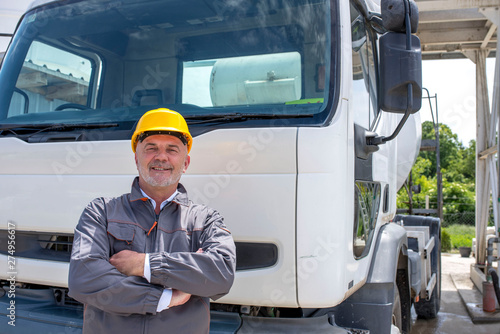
left=110, top=250, right=145, bottom=277
left=169, top=289, right=191, bottom=307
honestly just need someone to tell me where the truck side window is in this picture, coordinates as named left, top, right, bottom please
left=353, top=182, right=380, bottom=258
left=7, top=41, right=94, bottom=117
left=350, top=4, right=378, bottom=130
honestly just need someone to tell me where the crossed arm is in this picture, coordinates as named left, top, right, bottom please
left=109, top=249, right=203, bottom=308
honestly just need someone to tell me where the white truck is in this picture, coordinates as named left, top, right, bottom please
left=0, top=0, right=440, bottom=333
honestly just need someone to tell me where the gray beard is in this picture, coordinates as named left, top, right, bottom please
left=138, top=164, right=183, bottom=188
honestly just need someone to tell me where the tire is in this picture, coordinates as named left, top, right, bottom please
left=414, top=266, right=441, bottom=318
left=394, top=269, right=412, bottom=334
left=392, top=285, right=403, bottom=334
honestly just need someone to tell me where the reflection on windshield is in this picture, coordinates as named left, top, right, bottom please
left=9, top=41, right=93, bottom=118
left=0, top=0, right=332, bottom=129
left=183, top=53, right=302, bottom=107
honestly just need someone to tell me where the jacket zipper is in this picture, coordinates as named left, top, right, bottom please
left=148, top=202, right=172, bottom=252
left=141, top=200, right=158, bottom=253
left=147, top=214, right=159, bottom=237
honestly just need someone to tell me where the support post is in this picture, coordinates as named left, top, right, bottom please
left=494, top=24, right=500, bottom=242
left=474, top=49, right=491, bottom=265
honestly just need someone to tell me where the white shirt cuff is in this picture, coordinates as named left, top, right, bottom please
left=143, top=253, right=151, bottom=282
left=157, top=288, right=172, bottom=312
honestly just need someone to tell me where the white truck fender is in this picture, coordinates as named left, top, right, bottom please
left=367, top=222, right=408, bottom=284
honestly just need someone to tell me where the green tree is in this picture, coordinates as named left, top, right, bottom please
left=462, top=139, right=476, bottom=180
left=398, top=122, right=476, bottom=226
left=441, top=180, right=475, bottom=214
left=419, top=122, right=469, bottom=182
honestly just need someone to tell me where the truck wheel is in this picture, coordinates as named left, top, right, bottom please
left=393, top=269, right=411, bottom=334
left=391, top=285, right=402, bottom=334
left=415, top=276, right=441, bottom=319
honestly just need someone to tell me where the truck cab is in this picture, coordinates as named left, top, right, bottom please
left=0, top=0, right=439, bottom=333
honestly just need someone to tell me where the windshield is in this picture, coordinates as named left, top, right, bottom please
left=0, top=0, right=336, bottom=139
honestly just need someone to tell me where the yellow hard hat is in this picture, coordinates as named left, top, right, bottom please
left=131, top=108, right=192, bottom=153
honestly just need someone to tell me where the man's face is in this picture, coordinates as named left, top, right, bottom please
left=135, top=134, right=190, bottom=189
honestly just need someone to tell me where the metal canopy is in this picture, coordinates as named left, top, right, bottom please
left=417, top=0, right=498, bottom=60
left=416, top=0, right=500, bottom=267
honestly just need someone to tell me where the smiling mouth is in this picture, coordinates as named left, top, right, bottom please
left=151, top=166, right=172, bottom=171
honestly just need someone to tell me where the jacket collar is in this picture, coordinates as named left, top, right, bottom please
left=130, top=177, right=189, bottom=206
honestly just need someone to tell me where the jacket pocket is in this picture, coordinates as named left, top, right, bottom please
left=107, top=222, right=136, bottom=254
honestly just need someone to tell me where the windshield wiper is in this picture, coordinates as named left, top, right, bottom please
left=0, top=123, right=119, bottom=136
left=184, top=113, right=315, bottom=124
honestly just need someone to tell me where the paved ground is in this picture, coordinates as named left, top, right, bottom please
left=410, top=253, right=500, bottom=334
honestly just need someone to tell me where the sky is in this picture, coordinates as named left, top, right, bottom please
left=0, top=1, right=496, bottom=147
left=420, top=57, right=496, bottom=147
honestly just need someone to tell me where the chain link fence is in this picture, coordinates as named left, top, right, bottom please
left=442, top=211, right=475, bottom=227
left=402, top=210, right=494, bottom=227
left=401, top=196, right=483, bottom=227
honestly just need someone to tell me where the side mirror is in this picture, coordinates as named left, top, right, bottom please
left=379, top=32, right=422, bottom=113
left=366, top=0, right=422, bottom=148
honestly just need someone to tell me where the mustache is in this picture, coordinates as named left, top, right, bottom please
left=148, top=161, right=173, bottom=169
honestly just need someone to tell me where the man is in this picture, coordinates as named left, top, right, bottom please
left=69, top=108, right=236, bottom=333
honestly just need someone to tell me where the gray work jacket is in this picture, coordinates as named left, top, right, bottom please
left=68, top=178, right=236, bottom=333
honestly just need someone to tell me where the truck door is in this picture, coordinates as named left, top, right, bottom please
left=350, top=3, right=383, bottom=260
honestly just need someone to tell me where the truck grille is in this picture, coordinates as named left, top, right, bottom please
left=38, top=234, right=74, bottom=253
left=53, top=288, right=83, bottom=309
left=0, top=230, right=73, bottom=262
left=0, top=232, right=279, bottom=271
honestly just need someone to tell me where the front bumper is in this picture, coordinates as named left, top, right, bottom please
left=0, top=288, right=349, bottom=333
